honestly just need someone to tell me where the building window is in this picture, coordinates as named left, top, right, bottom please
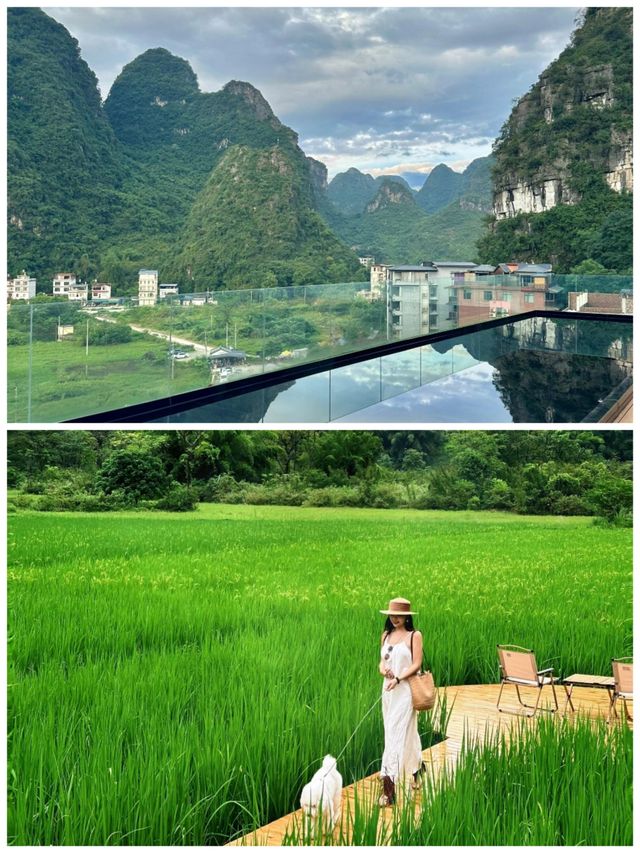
left=499, top=292, right=512, bottom=302
left=520, top=275, right=533, bottom=285
left=463, top=289, right=472, bottom=300
left=483, top=291, right=492, bottom=301
left=429, top=284, right=438, bottom=297
left=524, top=293, right=535, bottom=304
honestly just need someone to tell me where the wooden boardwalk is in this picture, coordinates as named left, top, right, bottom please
left=600, top=384, right=633, bottom=423
left=227, top=682, right=628, bottom=846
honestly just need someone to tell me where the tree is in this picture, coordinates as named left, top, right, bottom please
left=98, top=449, right=168, bottom=502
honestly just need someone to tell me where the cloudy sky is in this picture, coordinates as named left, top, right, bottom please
left=46, top=4, right=580, bottom=185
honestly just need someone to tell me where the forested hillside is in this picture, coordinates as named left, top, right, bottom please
left=7, top=9, right=364, bottom=292
left=324, top=158, right=493, bottom=263
left=479, top=7, right=632, bottom=272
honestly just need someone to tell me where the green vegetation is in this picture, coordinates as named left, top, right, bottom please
left=8, top=430, right=632, bottom=524
left=167, top=145, right=364, bottom=289
left=6, top=287, right=391, bottom=421
left=285, top=716, right=632, bottom=845
left=7, top=502, right=631, bottom=844
left=324, top=157, right=493, bottom=263
left=8, top=9, right=364, bottom=291
left=330, top=197, right=486, bottom=264
left=326, top=168, right=413, bottom=216
left=479, top=8, right=632, bottom=272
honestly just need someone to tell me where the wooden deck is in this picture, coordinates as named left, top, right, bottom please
left=600, top=384, right=633, bottom=423
left=227, top=682, right=629, bottom=846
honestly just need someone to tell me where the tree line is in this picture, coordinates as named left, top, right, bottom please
left=7, top=430, right=632, bottom=524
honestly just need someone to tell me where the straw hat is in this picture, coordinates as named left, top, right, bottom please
left=380, top=597, right=416, bottom=616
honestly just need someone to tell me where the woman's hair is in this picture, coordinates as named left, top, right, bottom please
left=383, top=615, right=415, bottom=636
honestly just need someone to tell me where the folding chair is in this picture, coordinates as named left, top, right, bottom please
left=609, top=658, right=633, bottom=723
left=496, top=644, right=561, bottom=717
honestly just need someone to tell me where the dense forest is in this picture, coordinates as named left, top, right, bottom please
left=323, top=158, right=493, bottom=264
left=8, top=430, right=632, bottom=524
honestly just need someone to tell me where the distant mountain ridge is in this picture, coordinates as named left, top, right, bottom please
left=323, top=157, right=493, bottom=263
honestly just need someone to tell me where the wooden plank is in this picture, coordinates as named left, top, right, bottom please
left=600, top=384, right=633, bottom=423
left=226, top=682, right=631, bottom=846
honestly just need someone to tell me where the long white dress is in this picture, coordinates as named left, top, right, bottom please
left=380, top=640, right=422, bottom=783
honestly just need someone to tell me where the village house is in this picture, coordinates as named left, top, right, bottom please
left=159, top=283, right=179, bottom=299
left=138, top=269, right=159, bottom=306
left=52, top=272, right=77, bottom=298
left=7, top=270, right=36, bottom=301
left=91, top=282, right=112, bottom=301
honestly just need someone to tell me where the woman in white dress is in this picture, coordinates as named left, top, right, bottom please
left=378, top=597, right=423, bottom=806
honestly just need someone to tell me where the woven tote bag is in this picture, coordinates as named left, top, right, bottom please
left=408, top=632, right=436, bottom=711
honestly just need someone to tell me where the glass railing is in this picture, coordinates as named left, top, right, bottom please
left=6, top=274, right=633, bottom=422
left=154, top=316, right=632, bottom=424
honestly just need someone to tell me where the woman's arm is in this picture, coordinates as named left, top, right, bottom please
left=379, top=631, right=393, bottom=677
left=398, top=630, right=423, bottom=680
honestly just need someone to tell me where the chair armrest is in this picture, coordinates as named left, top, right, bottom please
left=537, top=667, right=554, bottom=675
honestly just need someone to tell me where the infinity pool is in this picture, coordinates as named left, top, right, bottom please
left=153, top=317, right=632, bottom=424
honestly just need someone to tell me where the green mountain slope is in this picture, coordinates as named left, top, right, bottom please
left=332, top=178, right=485, bottom=263
left=8, top=10, right=364, bottom=291
left=327, top=168, right=414, bottom=215
left=167, top=145, right=364, bottom=288
left=478, top=7, right=632, bottom=272
left=7, top=7, right=125, bottom=278
left=415, top=164, right=462, bottom=213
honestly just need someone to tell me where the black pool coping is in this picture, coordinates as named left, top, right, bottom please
left=66, top=310, right=632, bottom=423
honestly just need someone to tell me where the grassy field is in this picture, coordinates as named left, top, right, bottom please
left=7, top=505, right=632, bottom=844
left=7, top=338, right=211, bottom=422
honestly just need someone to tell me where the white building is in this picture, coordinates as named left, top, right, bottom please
left=159, top=283, right=179, bottom=299
left=358, top=256, right=375, bottom=268
left=7, top=270, right=36, bottom=301
left=386, top=264, right=439, bottom=337
left=70, top=284, right=89, bottom=301
left=91, top=283, right=112, bottom=301
left=138, top=269, right=159, bottom=306
left=370, top=263, right=389, bottom=300
left=53, top=272, right=77, bottom=298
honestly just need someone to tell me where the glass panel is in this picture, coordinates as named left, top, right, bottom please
left=420, top=345, right=454, bottom=385
left=381, top=348, right=421, bottom=400
left=6, top=274, right=633, bottom=422
left=329, top=360, right=382, bottom=420
left=451, top=343, right=480, bottom=374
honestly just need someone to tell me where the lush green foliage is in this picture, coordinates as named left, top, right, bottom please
left=325, top=157, right=493, bottom=263
left=479, top=7, right=632, bottom=272
left=8, top=430, right=632, bottom=523
left=7, top=505, right=631, bottom=843
left=285, top=716, right=632, bottom=845
left=167, top=145, right=364, bottom=289
left=477, top=192, right=632, bottom=273
left=8, top=9, right=363, bottom=291
left=326, top=169, right=413, bottom=216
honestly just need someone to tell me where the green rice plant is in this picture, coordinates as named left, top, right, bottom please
left=283, top=716, right=633, bottom=845
left=7, top=505, right=632, bottom=844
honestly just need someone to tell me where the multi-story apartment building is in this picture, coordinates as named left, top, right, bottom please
left=369, top=263, right=389, bottom=300
left=386, top=264, right=439, bottom=338
left=7, top=271, right=36, bottom=301
left=138, top=269, right=159, bottom=306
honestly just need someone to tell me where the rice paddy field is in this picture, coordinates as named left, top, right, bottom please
left=7, top=505, right=633, bottom=845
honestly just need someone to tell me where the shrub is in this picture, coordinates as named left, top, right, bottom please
left=200, top=475, right=247, bottom=504
left=98, top=450, right=168, bottom=503
left=155, top=483, right=199, bottom=512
